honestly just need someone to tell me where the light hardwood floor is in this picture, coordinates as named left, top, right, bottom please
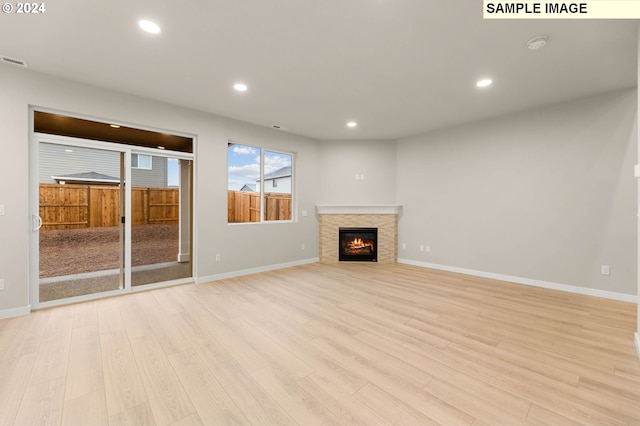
left=0, top=263, right=639, bottom=425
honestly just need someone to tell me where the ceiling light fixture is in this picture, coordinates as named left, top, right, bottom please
left=157, top=146, right=166, bottom=150
left=347, top=121, right=357, bottom=128
left=138, top=19, right=161, bottom=34
left=110, top=124, right=121, bottom=128
left=527, top=35, right=548, bottom=50
left=233, top=83, right=248, bottom=92
left=476, top=79, right=493, bottom=88
left=64, top=149, right=73, bottom=153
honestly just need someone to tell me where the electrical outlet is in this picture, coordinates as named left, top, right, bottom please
left=215, top=254, right=221, bottom=262
left=425, top=246, right=430, bottom=252
left=301, top=243, right=305, bottom=250
left=301, top=210, right=307, bottom=217
left=355, top=174, right=360, bottom=180
left=402, top=243, right=406, bottom=249
left=419, top=245, right=425, bottom=251
left=0, top=279, right=4, bottom=290
left=601, top=265, right=610, bottom=275
left=360, top=174, right=365, bottom=180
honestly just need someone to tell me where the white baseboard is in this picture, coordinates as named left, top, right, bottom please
left=196, top=257, right=319, bottom=284
left=635, top=333, right=640, bottom=361
left=177, top=253, right=190, bottom=262
left=397, top=259, right=638, bottom=303
left=0, top=305, right=31, bottom=320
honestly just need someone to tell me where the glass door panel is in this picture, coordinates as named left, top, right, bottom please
left=38, top=142, right=124, bottom=302
left=131, top=155, right=191, bottom=286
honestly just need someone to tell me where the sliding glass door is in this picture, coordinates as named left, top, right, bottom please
left=36, top=141, right=125, bottom=302
left=30, top=135, right=193, bottom=307
left=130, top=154, right=192, bottom=286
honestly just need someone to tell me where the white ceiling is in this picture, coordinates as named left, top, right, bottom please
left=0, top=1, right=637, bottom=140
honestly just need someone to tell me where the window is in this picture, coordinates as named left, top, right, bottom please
left=228, top=143, right=293, bottom=223
left=132, top=154, right=152, bottom=170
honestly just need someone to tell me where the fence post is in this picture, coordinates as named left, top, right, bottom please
left=86, top=184, right=91, bottom=228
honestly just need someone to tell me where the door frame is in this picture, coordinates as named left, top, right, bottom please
left=29, top=132, right=195, bottom=309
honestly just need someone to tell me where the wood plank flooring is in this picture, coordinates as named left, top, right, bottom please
left=0, top=262, right=638, bottom=425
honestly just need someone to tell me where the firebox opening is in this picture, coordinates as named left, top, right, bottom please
left=339, top=227, right=378, bottom=262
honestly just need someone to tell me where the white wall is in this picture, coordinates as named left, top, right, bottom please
left=0, top=65, right=320, bottom=314
left=397, top=89, right=638, bottom=297
left=636, top=27, right=640, bottom=350
left=316, top=140, right=397, bottom=205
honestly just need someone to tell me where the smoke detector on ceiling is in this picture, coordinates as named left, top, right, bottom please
left=1, top=55, right=28, bottom=67
left=526, top=36, right=548, bottom=50
left=527, top=36, right=549, bottom=50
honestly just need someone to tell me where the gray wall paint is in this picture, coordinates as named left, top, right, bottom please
left=397, top=89, right=638, bottom=296
left=0, top=65, right=320, bottom=312
left=637, top=27, right=640, bottom=339
left=316, top=140, right=397, bottom=205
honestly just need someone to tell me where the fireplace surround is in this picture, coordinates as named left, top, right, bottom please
left=316, top=205, right=401, bottom=263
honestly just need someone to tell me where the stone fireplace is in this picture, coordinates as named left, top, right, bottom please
left=316, top=205, right=401, bottom=263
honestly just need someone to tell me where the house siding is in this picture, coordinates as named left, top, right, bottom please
left=257, top=176, right=292, bottom=194
left=39, top=143, right=168, bottom=187
left=40, top=142, right=120, bottom=183
left=132, top=155, right=167, bottom=187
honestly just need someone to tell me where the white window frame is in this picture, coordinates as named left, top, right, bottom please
left=227, top=142, right=294, bottom=224
left=132, top=153, right=152, bottom=170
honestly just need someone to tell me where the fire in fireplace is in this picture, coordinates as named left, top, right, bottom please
left=339, top=227, right=377, bottom=262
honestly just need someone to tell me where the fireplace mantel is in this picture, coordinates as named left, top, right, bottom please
left=315, top=204, right=402, bottom=215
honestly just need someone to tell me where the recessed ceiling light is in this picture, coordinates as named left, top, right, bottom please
left=64, top=149, right=73, bottom=153
left=138, top=19, right=161, bottom=34
left=110, top=124, right=121, bottom=128
left=527, top=35, right=548, bottom=50
left=476, top=79, right=493, bottom=88
left=347, top=121, right=357, bottom=128
left=157, top=146, right=166, bottom=150
left=233, top=83, right=248, bottom=92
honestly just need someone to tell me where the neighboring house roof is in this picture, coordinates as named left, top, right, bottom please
left=51, top=171, right=120, bottom=184
left=240, top=184, right=256, bottom=192
left=260, top=166, right=292, bottom=181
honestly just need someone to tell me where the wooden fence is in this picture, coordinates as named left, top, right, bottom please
left=227, top=190, right=291, bottom=222
left=39, top=183, right=179, bottom=230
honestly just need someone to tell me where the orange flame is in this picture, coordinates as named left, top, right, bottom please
left=348, top=237, right=374, bottom=251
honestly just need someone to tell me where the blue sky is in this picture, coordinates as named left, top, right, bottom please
left=228, top=144, right=291, bottom=190
left=167, top=158, right=179, bottom=186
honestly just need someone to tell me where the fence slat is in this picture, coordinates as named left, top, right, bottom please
left=39, top=183, right=179, bottom=230
left=41, top=185, right=292, bottom=228
left=39, top=184, right=89, bottom=230
left=227, top=190, right=291, bottom=223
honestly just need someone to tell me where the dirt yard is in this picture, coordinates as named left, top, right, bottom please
left=39, top=224, right=180, bottom=278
